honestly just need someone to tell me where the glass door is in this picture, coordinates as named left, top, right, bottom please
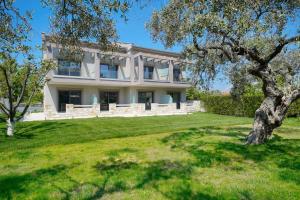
left=58, top=90, right=81, bottom=112
left=168, top=92, right=181, bottom=109
left=138, top=91, right=154, bottom=110
left=100, top=91, right=119, bottom=111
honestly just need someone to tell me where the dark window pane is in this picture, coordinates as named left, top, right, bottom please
left=168, top=92, right=181, bottom=103
left=144, top=66, right=154, bottom=79
left=173, top=68, right=181, bottom=81
left=58, top=90, right=81, bottom=112
left=100, top=92, right=119, bottom=104
left=138, top=92, right=153, bottom=103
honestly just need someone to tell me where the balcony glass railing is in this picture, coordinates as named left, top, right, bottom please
left=100, top=64, right=118, bottom=79
left=57, top=60, right=81, bottom=76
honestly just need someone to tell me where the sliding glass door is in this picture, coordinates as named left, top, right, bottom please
left=99, top=91, right=119, bottom=111
left=58, top=90, right=81, bottom=112
left=138, top=91, right=154, bottom=110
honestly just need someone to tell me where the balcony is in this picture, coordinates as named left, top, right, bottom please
left=47, top=51, right=191, bottom=87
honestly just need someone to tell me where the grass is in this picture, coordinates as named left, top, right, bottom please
left=0, top=113, right=299, bottom=200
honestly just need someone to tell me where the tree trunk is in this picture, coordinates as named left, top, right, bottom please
left=6, top=118, right=15, bottom=136
left=246, top=97, right=287, bottom=144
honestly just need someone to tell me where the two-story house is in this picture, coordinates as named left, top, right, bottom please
left=41, top=33, right=200, bottom=120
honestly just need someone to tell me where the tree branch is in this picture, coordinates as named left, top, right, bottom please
left=193, top=37, right=233, bottom=61
left=13, top=65, right=31, bottom=113
left=0, top=102, right=9, bottom=115
left=1, top=67, right=14, bottom=118
left=264, top=35, right=300, bottom=63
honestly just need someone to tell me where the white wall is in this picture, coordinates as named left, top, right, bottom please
left=44, top=84, right=58, bottom=112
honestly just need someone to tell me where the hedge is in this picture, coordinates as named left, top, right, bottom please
left=201, top=95, right=300, bottom=118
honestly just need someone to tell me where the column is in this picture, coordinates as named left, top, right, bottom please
left=169, top=60, right=174, bottom=83
left=95, top=52, right=100, bottom=80
left=138, top=55, right=144, bottom=83
left=129, top=56, right=134, bottom=82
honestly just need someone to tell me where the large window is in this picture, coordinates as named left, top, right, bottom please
left=173, top=68, right=181, bottom=82
left=100, top=64, right=118, bottom=79
left=58, top=90, right=81, bottom=112
left=138, top=91, right=154, bottom=103
left=57, top=60, right=81, bottom=76
left=144, top=66, right=154, bottom=79
left=168, top=92, right=181, bottom=103
left=99, top=91, right=119, bottom=111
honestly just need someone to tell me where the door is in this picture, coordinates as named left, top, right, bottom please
left=100, top=91, right=119, bottom=111
left=58, top=90, right=81, bottom=112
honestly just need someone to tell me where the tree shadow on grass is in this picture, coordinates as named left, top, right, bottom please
left=0, top=164, right=68, bottom=199
left=14, top=121, right=72, bottom=139
left=162, top=126, right=300, bottom=186
left=89, top=158, right=196, bottom=199
left=163, top=181, right=221, bottom=200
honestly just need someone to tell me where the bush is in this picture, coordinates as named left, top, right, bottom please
left=201, top=94, right=300, bottom=118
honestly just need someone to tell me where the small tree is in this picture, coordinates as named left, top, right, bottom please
left=0, top=55, right=54, bottom=136
left=147, top=0, right=300, bottom=144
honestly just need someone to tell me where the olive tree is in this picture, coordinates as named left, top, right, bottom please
left=147, top=0, right=300, bottom=144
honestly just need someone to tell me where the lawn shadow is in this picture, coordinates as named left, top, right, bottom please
left=136, top=160, right=193, bottom=188
left=90, top=158, right=195, bottom=199
left=163, top=181, right=222, bottom=200
left=162, top=126, right=300, bottom=186
left=0, top=164, right=68, bottom=199
left=14, top=121, right=72, bottom=139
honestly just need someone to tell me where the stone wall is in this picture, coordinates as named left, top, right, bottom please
left=29, top=100, right=204, bottom=121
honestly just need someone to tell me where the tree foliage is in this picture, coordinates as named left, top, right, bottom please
left=42, top=0, right=131, bottom=50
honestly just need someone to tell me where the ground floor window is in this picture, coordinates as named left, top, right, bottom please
left=99, top=91, right=119, bottom=111
left=168, top=91, right=181, bottom=109
left=138, top=91, right=154, bottom=103
left=167, top=92, right=181, bottom=103
left=58, top=90, right=81, bottom=112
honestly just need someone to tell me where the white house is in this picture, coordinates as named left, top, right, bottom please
left=39, top=33, right=201, bottom=120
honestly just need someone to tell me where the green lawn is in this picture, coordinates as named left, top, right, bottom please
left=0, top=113, right=299, bottom=200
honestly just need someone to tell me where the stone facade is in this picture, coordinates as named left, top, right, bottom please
left=23, top=101, right=203, bottom=121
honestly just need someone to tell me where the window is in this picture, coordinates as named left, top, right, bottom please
left=99, top=91, right=119, bottom=111
left=167, top=92, right=181, bottom=103
left=100, top=64, right=118, bottom=79
left=138, top=91, right=154, bottom=103
left=99, top=91, right=119, bottom=104
left=58, top=90, right=81, bottom=112
left=58, top=60, right=81, bottom=76
left=173, top=68, right=181, bottom=82
left=144, top=66, right=154, bottom=79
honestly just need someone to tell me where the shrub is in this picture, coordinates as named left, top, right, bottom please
left=201, top=94, right=300, bottom=118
